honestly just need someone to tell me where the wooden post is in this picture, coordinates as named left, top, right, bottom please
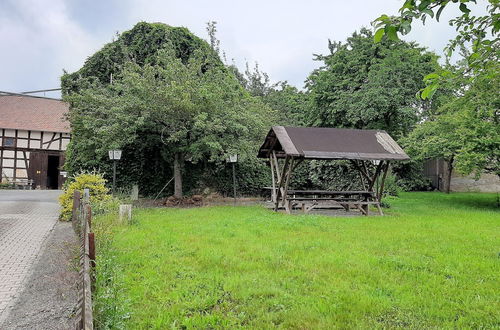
left=377, top=161, right=390, bottom=202
left=271, top=151, right=282, bottom=209
left=274, top=156, right=290, bottom=211
left=88, top=232, right=95, bottom=267
left=350, top=160, right=371, bottom=184
left=368, top=161, right=385, bottom=191
left=72, top=190, right=81, bottom=222
left=269, top=158, right=276, bottom=203
left=282, top=157, right=295, bottom=213
left=85, top=204, right=92, bottom=229
left=83, top=188, right=90, bottom=204
left=272, top=151, right=281, bottom=179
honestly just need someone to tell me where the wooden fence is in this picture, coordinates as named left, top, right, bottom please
left=72, top=189, right=95, bottom=330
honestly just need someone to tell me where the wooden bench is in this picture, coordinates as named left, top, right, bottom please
left=284, top=190, right=382, bottom=216
left=9, top=179, right=34, bottom=190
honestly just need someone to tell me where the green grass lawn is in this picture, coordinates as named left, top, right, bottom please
left=93, top=192, right=499, bottom=329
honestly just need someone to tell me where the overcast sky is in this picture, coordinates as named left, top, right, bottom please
left=0, top=0, right=487, bottom=98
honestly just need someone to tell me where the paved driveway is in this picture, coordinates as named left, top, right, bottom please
left=0, top=190, right=61, bottom=323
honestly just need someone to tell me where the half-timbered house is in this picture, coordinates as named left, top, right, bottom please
left=0, top=94, right=70, bottom=189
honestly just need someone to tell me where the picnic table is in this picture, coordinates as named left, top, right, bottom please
left=264, top=187, right=382, bottom=216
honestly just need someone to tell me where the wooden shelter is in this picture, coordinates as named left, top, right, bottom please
left=257, top=126, right=410, bottom=215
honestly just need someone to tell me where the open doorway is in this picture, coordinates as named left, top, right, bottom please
left=47, top=155, right=60, bottom=189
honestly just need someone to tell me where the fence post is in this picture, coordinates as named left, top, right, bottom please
left=72, top=190, right=81, bottom=222
left=74, top=188, right=94, bottom=330
left=88, top=232, right=95, bottom=267
left=85, top=204, right=92, bottom=229
left=83, top=188, right=90, bottom=204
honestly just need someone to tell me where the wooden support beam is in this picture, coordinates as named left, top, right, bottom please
left=361, top=161, right=371, bottom=182
left=274, top=155, right=290, bottom=211
left=350, top=160, right=371, bottom=182
left=269, top=157, right=276, bottom=203
left=272, top=151, right=281, bottom=179
left=271, top=151, right=282, bottom=205
left=368, top=161, right=385, bottom=191
left=88, top=232, right=95, bottom=267
left=377, top=161, right=390, bottom=202
left=291, top=157, right=303, bottom=171
left=350, top=160, right=371, bottom=192
left=353, top=203, right=368, bottom=216
left=282, top=157, right=295, bottom=213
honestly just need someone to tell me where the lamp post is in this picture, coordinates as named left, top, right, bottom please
left=228, top=154, right=238, bottom=204
left=108, top=150, right=122, bottom=195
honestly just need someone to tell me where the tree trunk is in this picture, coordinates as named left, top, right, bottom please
left=444, top=157, right=454, bottom=194
left=173, top=152, right=183, bottom=198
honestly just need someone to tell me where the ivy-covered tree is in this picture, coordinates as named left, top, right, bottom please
left=63, top=22, right=274, bottom=197
left=306, top=28, right=440, bottom=139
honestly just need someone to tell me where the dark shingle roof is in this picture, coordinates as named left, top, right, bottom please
left=258, top=126, right=409, bottom=161
left=0, top=95, right=70, bottom=133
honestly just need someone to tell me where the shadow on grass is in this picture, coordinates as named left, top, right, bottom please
left=409, top=192, right=500, bottom=212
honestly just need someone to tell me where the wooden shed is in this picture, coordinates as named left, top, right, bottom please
left=258, top=126, right=410, bottom=215
left=0, top=94, right=70, bottom=189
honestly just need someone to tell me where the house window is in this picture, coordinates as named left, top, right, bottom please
left=3, top=137, right=15, bottom=147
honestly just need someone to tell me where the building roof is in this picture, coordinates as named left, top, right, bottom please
left=257, top=126, right=410, bottom=161
left=0, top=95, right=70, bottom=133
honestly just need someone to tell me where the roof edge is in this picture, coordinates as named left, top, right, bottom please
left=273, top=126, right=301, bottom=156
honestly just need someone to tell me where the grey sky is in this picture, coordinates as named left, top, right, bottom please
left=0, top=0, right=486, bottom=98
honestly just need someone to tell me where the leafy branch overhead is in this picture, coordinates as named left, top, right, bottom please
left=373, top=0, right=499, bottom=99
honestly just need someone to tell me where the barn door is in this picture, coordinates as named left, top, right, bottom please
left=28, top=152, right=48, bottom=189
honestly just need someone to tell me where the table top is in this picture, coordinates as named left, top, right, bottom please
left=263, top=187, right=374, bottom=196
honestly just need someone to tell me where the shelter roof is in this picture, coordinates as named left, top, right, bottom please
left=257, top=126, right=409, bottom=161
left=0, top=95, right=70, bottom=133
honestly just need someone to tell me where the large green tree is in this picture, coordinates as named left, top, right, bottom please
left=263, top=82, right=310, bottom=126
left=403, top=65, right=500, bottom=192
left=63, top=22, right=274, bottom=197
left=306, top=28, right=440, bottom=139
left=375, top=0, right=499, bottom=189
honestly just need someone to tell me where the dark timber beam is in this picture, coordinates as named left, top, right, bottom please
left=368, top=160, right=385, bottom=191
left=377, top=161, right=390, bottom=202
left=274, top=155, right=290, bottom=211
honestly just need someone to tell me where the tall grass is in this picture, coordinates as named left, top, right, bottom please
left=93, top=192, right=499, bottom=328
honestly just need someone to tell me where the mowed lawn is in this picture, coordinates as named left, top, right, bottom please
left=93, top=193, right=499, bottom=329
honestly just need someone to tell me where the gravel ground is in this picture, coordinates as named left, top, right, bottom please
left=0, top=221, right=79, bottom=330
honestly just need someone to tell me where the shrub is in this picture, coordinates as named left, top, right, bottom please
left=392, top=160, right=432, bottom=191
left=0, top=182, right=14, bottom=189
left=59, top=172, right=112, bottom=221
left=382, top=173, right=401, bottom=197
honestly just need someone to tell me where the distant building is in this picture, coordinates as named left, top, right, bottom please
left=423, top=159, right=500, bottom=193
left=0, top=94, right=70, bottom=189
